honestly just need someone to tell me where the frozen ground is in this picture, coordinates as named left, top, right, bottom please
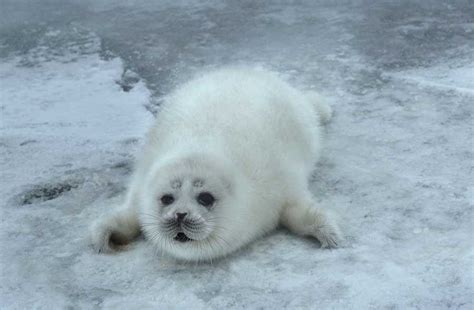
left=0, top=1, right=473, bottom=309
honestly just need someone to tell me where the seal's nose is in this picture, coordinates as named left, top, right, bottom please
left=176, top=212, right=187, bottom=222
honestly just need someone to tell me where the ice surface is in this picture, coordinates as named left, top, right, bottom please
left=0, top=1, right=472, bottom=309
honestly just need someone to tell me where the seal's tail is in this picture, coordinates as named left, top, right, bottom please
left=306, top=91, right=332, bottom=125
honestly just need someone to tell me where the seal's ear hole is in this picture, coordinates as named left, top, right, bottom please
left=109, top=231, right=130, bottom=250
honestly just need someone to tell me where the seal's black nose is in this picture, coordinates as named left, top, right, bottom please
left=176, top=212, right=187, bottom=221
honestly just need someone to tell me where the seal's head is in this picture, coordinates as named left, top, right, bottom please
left=140, top=153, right=241, bottom=261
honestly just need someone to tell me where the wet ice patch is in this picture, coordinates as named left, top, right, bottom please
left=0, top=24, right=102, bottom=66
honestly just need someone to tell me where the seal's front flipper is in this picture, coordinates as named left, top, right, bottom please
left=89, top=206, right=141, bottom=253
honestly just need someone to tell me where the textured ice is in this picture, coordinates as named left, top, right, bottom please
left=0, top=1, right=472, bottom=309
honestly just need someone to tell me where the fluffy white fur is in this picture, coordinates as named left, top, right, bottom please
left=90, top=67, right=341, bottom=261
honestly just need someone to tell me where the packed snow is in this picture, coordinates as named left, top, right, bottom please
left=0, top=1, right=472, bottom=309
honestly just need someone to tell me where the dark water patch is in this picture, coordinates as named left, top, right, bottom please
left=19, top=180, right=81, bottom=205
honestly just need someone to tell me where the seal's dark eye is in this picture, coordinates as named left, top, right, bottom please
left=161, top=194, right=174, bottom=205
left=197, top=192, right=215, bottom=207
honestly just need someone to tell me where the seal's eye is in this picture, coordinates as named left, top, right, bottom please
left=161, top=194, right=174, bottom=205
left=197, top=192, right=215, bottom=207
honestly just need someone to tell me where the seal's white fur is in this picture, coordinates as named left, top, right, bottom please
left=90, top=67, right=341, bottom=261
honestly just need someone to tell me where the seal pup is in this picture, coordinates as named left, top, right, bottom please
left=90, top=67, right=341, bottom=261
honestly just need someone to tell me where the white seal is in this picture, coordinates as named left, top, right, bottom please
left=90, top=67, right=341, bottom=261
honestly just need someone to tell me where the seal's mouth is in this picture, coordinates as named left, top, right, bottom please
left=174, top=232, right=193, bottom=243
